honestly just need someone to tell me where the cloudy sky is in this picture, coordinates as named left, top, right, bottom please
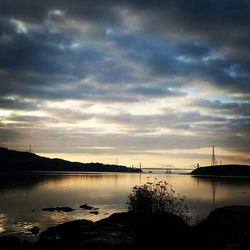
left=0, top=0, right=250, bottom=168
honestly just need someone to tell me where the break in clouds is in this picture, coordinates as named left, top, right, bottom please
left=0, top=0, right=250, bottom=167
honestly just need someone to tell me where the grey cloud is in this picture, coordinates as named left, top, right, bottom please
left=6, top=114, right=56, bottom=123
left=1, top=1, right=250, bottom=102
left=0, top=1, right=122, bottom=23
left=0, top=97, right=39, bottom=110
left=0, top=128, right=22, bottom=141
left=195, top=99, right=250, bottom=116
left=96, top=110, right=226, bottom=131
left=47, top=108, right=93, bottom=123
left=110, top=31, right=250, bottom=94
left=129, top=85, right=185, bottom=97
left=2, top=126, right=249, bottom=155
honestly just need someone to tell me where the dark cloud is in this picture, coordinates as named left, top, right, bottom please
left=129, top=85, right=185, bottom=97
left=109, top=30, right=250, bottom=93
left=1, top=0, right=250, bottom=99
left=0, top=97, right=39, bottom=110
left=194, top=99, right=250, bottom=116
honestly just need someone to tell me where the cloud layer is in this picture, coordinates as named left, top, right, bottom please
left=0, top=0, right=249, bottom=167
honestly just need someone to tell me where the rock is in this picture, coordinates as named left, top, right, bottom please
left=39, top=213, right=135, bottom=249
left=33, top=211, right=191, bottom=249
left=29, top=226, right=40, bottom=235
left=194, top=206, right=250, bottom=250
left=96, top=212, right=190, bottom=248
left=42, top=207, right=56, bottom=212
left=199, top=205, right=250, bottom=230
left=0, top=236, right=21, bottom=248
left=39, top=219, right=94, bottom=239
left=89, top=210, right=99, bottom=215
left=42, top=206, right=74, bottom=212
left=80, top=203, right=94, bottom=210
left=7, top=206, right=250, bottom=250
left=55, top=207, right=75, bottom=212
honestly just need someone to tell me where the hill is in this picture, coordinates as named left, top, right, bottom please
left=0, top=147, right=141, bottom=173
left=191, top=164, right=250, bottom=177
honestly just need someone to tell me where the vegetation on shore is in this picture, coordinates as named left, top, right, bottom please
left=0, top=147, right=141, bottom=173
left=191, top=164, right=250, bottom=177
left=127, top=181, right=191, bottom=221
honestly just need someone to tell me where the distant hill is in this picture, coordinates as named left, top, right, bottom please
left=191, top=164, right=250, bottom=177
left=0, top=147, right=141, bottom=173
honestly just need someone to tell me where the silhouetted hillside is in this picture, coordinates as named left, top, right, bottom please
left=191, top=164, right=250, bottom=177
left=0, top=147, right=141, bottom=173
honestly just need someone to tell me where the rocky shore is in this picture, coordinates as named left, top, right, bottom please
left=1, top=206, right=250, bottom=250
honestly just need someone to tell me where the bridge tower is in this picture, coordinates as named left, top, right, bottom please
left=211, top=145, right=216, bottom=166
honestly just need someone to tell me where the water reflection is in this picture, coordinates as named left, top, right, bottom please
left=0, top=172, right=250, bottom=237
left=0, top=213, right=7, bottom=233
left=193, top=176, right=250, bottom=203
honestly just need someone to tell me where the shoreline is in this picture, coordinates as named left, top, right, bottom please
left=191, top=164, right=250, bottom=178
left=1, top=206, right=250, bottom=249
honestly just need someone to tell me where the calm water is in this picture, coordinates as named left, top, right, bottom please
left=1, top=171, right=250, bottom=239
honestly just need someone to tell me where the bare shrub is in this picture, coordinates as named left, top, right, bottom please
left=127, top=181, right=191, bottom=221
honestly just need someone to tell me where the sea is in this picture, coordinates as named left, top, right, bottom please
left=1, top=169, right=250, bottom=240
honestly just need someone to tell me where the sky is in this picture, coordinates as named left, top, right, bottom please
left=0, top=0, right=250, bottom=168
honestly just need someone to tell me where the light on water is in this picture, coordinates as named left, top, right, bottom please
left=1, top=172, right=250, bottom=238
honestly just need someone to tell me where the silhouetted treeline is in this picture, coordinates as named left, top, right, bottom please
left=191, top=164, right=250, bottom=177
left=0, top=147, right=141, bottom=173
